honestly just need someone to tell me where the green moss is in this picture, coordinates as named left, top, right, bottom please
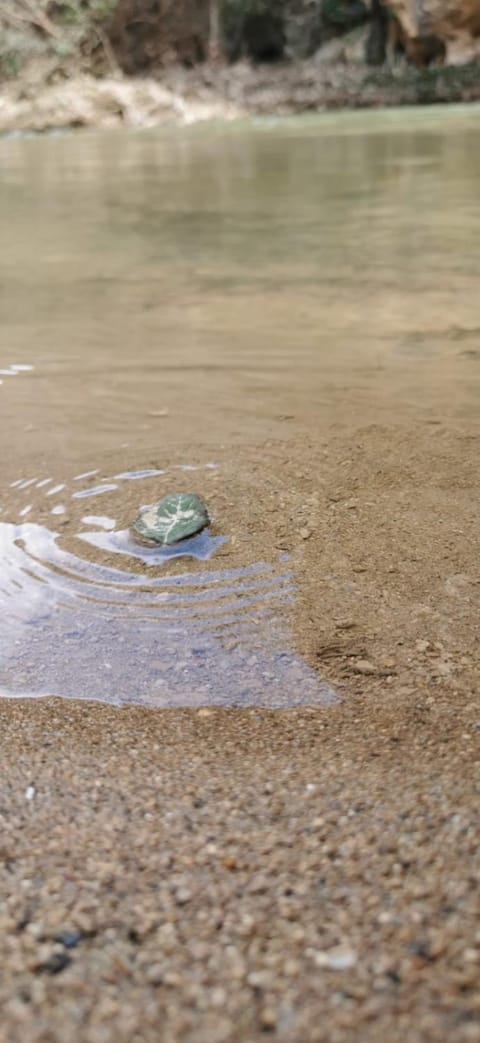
left=322, top=0, right=368, bottom=32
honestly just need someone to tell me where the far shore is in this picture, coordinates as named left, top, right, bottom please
left=1, top=57, right=480, bottom=134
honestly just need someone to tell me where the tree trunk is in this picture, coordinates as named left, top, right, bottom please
left=208, top=0, right=223, bottom=63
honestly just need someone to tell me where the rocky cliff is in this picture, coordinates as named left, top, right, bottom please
left=384, top=0, right=480, bottom=65
left=107, top=0, right=480, bottom=72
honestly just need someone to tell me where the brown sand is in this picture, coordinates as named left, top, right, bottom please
left=1, top=424, right=479, bottom=1043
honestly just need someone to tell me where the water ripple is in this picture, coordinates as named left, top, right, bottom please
left=0, top=466, right=337, bottom=708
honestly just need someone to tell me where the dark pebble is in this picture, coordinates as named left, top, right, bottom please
left=38, top=952, right=72, bottom=975
left=57, top=930, right=82, bottom=949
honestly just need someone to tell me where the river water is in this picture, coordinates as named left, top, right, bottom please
left=0, top=106, right=479, bottom=706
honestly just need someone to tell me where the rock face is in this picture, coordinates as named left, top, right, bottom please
left=108, top=0, right=371, bottom=72
left=108, top=0, right=480, bottom=72
left=384, top=0, right=480, bottom=65
left=108, top=0, right=211, bottom=74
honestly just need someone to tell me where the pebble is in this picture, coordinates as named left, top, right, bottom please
left=312, top=946, right=357, bottom=971
left=353, top=660, right=376, bottom=675
left=210, top=987, right=227, bottom=1008
left=300, top=527, right=312, bottom=540
left=35, top=950, right=72, bottom=976
left=57, top=930, right=82, bottom=949
left=258, top=1006, right=277, bottom=1029
left=146, top=964, right=166, bottom=986
left=163, top=972, right=183, bottom=988
left=174, top=887, right=193, bottom=906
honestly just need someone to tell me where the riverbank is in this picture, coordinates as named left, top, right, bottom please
left=2, top=0, right=480, bottom=133
left=1, top=56, right=480, bottom=133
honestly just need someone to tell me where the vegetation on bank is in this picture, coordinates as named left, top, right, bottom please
left=0, top=0, right=451, bottom=79
left=0, top=1, right=116, bottom=80
left=0, top=0, right=479, bottom=125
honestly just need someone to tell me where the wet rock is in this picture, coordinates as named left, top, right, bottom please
left=130, top=493, right=210, bottom=547
left=383, top=0, right=480, bottom=65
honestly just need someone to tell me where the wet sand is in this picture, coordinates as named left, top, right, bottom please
left=1, top=424, right=479, bottom=1042
left=0, top=114, right=479, bottom=1039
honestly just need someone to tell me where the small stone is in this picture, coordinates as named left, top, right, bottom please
left=258, top=1006, right=277, bottom=1030
left=163, top=972, right=183, bottom=988
left=300, top=527, right=312, bottom=540
left=434, top=660, right=452, bottom=676
left=283, top=959, right=301, bottom=977
left=415, top=639, right=431, bottom=653
left=174, top=887, right=193, bottom=906
left=131, top=492, right=209, bottom=547
left=313, top=946, right=357, bottom=970
left=248, top=971, right=272, bottom=989
left=146, top=963, right=166, bottom=985
left=353, top=660, right=376, bottom=675
left=56, top=930, right=82, bottom=950
left=36, top=951, right=72, bottom=975
left=210, top=987, right=227, bottom=1008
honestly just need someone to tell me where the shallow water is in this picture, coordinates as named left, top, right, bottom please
left=1, top=106, right=479, bottom=705
left=0, top=466, right=338, bottom=706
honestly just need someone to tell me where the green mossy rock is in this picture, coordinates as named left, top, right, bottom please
left=130, top=492, right=210, bottom=547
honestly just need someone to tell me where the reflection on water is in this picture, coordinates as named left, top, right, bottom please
left=79, top=524, right=227, bottom=564
left=0, top=468, right=337, bottom=707
left=0, top=108, right=479, bottom=463
left=0, top=363, right=34, bottom=384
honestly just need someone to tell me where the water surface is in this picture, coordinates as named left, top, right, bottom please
left=1, top=106, right=479, bottom=704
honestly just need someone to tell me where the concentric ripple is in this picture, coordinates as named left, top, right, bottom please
left=0, top=363, right=34, bottom=385
left=0, top=466, right=337, bottom=707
